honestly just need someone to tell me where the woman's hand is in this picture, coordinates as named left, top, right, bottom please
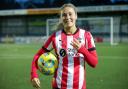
left=31, top=78, right=40, bottom=89
left=71, top=38, right=81, bottom=50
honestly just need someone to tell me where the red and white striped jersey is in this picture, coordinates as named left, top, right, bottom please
left=43, top=28, right=96, bottom=89
left=31, top=28, right=98, bottom=89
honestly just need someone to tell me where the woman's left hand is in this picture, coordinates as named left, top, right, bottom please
left=71, top=38, right=81, bottom=50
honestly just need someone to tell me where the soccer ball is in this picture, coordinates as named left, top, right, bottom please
left=37, top=52, right=58, bottom=75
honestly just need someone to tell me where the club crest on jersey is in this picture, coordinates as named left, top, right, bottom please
left=59, top=49, right=66, bottom=57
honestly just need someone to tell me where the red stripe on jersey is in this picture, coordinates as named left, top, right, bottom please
left=52, top=33, right=57, bottom=52
left=73, top=57, right=80, bottom=89
left=61, top=57, right=68, bottom=88
left=52, top=33, right=58, bottom=79
left=61, top=32, right=68, bottom=88
left=82, top=64, right=86, bottom=89
left=82, top=80, right=86, bottom=89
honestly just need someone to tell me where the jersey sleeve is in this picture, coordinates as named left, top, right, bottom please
left=85, top=31, right=96, bottom=51
left=78, top=31, right=98, bottom=67
left=30, top=34, right=55, bottom=80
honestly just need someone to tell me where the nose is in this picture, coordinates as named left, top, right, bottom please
left=66, top=14, right=70, bottom=19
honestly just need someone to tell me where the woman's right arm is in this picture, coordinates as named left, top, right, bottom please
left=31, top=48, right=45, bottom=80
left=30, top=33, right=55, bottom=88
left=31, top=48, right=45, bottom=88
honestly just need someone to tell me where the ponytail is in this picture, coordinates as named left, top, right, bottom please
left=56, top=21, right=64, bottom=31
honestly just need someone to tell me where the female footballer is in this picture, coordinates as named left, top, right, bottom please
left=30, top=3, right=98, bottom=89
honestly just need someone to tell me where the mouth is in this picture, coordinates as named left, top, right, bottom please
left=65, top=20, right=72, bottom=24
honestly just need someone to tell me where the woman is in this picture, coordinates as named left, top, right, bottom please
left=31, top=3, right=98, bottom=89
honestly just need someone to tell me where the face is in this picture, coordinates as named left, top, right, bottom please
left=61, top=7, right=77, bottom=29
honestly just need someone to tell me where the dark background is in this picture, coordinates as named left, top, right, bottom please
left=0, top=0, right=128, bottom=10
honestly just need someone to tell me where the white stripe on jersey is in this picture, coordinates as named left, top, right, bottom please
left=79, top=57, right=85, bottom=89
left=79, top=29, right=85, bottom=57
left=55, top=30, right=63, bottom=88
left=85, top=39, right=88, bottom=49
left=79, top=29, right=85, bottom=44
left=67, top=36, right=74, bottom=89
left=90, top=34, right=95, bottom=47
left=79, top=29, right=85, bottom=89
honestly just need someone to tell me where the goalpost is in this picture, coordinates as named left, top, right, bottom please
left=46, top=17, right=119, bottom=45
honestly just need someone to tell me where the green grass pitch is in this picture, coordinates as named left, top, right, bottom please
left=0, top=43, right=128, bottom=89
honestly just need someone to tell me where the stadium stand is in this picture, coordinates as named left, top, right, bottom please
left=0, top=0, right=128, bottom=44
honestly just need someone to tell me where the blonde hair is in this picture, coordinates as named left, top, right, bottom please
left=60, top=3, right=77, bottom=15
left=56, top=3, right=77, bottom=30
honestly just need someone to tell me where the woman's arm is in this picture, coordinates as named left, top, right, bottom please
left=71, top=31, right=98, bottom=68
left=31, top=33, right=55, bottom=80
left=78, top=45, right=98, bottom=67
left=31, top=48, right=45, bottom=80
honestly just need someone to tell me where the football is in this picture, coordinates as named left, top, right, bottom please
left=37, top=52, right=58, bottom=75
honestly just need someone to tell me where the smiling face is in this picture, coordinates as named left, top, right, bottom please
left=61, top=6, right=77, bottom=29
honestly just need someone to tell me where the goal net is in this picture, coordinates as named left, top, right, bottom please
left=46, top=17, right=119, bottom=45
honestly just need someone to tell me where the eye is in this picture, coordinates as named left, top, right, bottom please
left=69, top=13, right=72, bottom=16
left=62, top=13, right=67, bottom=17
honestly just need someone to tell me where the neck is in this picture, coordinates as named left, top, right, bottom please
left=64, top=25, right=77, bottom=34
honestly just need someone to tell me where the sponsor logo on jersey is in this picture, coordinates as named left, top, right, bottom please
left=59, top=49, right=66, bottom=57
